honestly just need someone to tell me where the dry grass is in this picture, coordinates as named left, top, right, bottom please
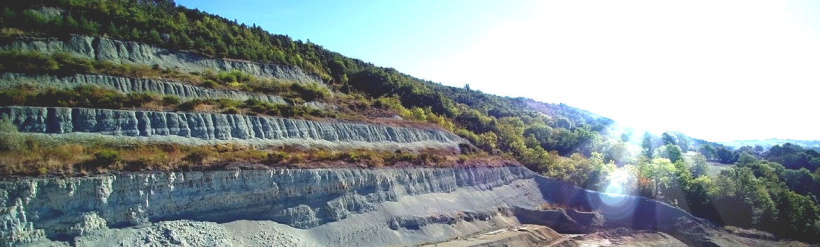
left=0, top=134, right=518, bottom=178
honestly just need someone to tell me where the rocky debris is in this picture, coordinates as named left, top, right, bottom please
left=722, top=226, right=775, bottom=240
left=4, top=36, right=322, bottom=84
left=0, top=106, right=465, bottom=150
left=0, top=73, right=288, bottom=105
left=513, top=208, right=604, bottom=233
left=222, top=220, right=312, bottom=247
left=571, top=227, right=687, bottom=247
left=0, top=198, right=47, bottom=245
left=423, top=224, right=579, bottom=247
left=74, top=220, right=235, bottom=247
left=388, top=211, right=500, bottom=231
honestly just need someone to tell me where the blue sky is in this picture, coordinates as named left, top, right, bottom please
left=176, top=0, right=820, bottom=142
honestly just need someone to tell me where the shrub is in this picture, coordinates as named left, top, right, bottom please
left=184, top=148, right=211, bottom=165
left=176, top=99, right=204, bottom=111
left=0, top=117, right=21, bottom=151
left=161, top=95, right=180, bottom=106
left=202, top=79, right=218, bottom=88
left=289, top=83, right=328, bottom=101
left=125, top=93, right=157, bottom=107
left=0, top=50, right=58, bottom=72
left=92, top=149, right=121, bottom=168
left=52, top=52, right=93, bottom=74
left=223, top=107, right=239, bottom=114
left=267, top=151, right=287, bottom=164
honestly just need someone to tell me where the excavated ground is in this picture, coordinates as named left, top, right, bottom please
left=1, top=166, right=770, bottom=247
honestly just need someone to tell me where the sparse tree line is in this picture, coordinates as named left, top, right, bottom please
left=627, top=132, right=820, bottom=241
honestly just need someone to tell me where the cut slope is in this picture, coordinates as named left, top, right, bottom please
left=4, top=36, right=321, bottom=84
left=0, top=166, right=705, bottom=246
left=0, top=106, right=464, bottom=150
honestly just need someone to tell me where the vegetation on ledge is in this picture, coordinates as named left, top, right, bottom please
left=0, top=50, right=331, bottom=101
left=0, top=128, right=508, bottom=178
left=0, top=84, right=334, bottom=119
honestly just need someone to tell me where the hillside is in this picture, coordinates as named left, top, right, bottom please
left=0, top=0, right=819, bottom=246
left=720, top=138, right=820, bottom=150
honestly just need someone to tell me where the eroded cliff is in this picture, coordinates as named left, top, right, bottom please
left=0, top=106, right=464, bottom=150
left=0, top=73, right=288, bottom=105
left=1, top=166, right=537, bottom=246
left=4, top=36, right=322, bottom=84
left=0, top=166, right=703, bottom=246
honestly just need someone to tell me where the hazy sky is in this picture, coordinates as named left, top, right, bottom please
left=176, top=0, right=820, bottom=142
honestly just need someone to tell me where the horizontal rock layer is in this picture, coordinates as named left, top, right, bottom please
left=4, top=36, right=321, bottom=84
left=0, top=166, right=537, bottom=245
left=0, top=73, right=287, bottom=105
left=0, top=106, right=463, bottom=149
left=0, top=166, right=702, bottom=246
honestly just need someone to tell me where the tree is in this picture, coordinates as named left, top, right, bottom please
left=603, top=140, right=630, bottom=164
left=523, top=125, right=552, bottom=149
left=715, top=146, right=737, bottom=164
left=770, top=190, right=820, bottom=239
left=667, top=144, right=683, bottom=163
left=106, top=22, right=120, bottom=36
left=653, top=144, right=683, bottom=163
left=782, top=168, right=814, bottom=195
left=676, top=133, right=690, bottom=152
left=662, top=132, right=678, bottom=146
left=642, top=132, right=653, bottom=158
left=690, top=154, right=708, bottom=178
left=699, top=144, right=715, bottom=160
left=736, top=153, right=758, bottom=166
left=715, top=167, right=776, bottom=228
left=620, top=132, right=630, bottom=142
left=637, top=158, right=686, bottom=204
left=686, top=175, right=718, bottom=219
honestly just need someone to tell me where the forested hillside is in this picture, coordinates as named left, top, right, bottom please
left=1, top=0, right=819, bottom=242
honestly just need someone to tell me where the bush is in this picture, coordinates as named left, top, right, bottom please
left=176, top=99, right=204, bottom=111
left=223, top=107, right=239, bottom=114
left=125, top=93, right=157, bottom=107
left=0, top=117, right=21, bottom=151
left=202, top=79, right=218, bottom=88
left=91, top=149, right=121, bottom=168
left=184, top=148, right=211, bottom=165
left=267, top=151, right=287, bottom=163
left=52, top=52, right=93, bottom=74
left=161, top=95, right=180, bottom=106
left=0, top=50, right=58, bottom=72
left=289, top=83, right=329, bottom=101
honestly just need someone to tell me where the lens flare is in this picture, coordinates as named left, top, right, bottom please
left=591, top=169, right=637, bottom=222
left=602, top=182, right=626, bottom=205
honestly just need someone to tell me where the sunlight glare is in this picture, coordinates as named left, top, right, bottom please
left=594, top=169, right=637, bottom=221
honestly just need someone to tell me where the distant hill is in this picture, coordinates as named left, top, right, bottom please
left=720, top=139, right=820, bottom=150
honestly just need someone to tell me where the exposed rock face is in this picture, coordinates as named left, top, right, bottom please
left=4, top=36, right=322, bottom=84
left=0, top=166, right=537, bottom=246
left=0, top=106, right=464, bottom=150
left=0, top=166, right=704, bottom=246
left=514, top=208, right=604, bottom=233
left=0, top=73, right=287, bottom=104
